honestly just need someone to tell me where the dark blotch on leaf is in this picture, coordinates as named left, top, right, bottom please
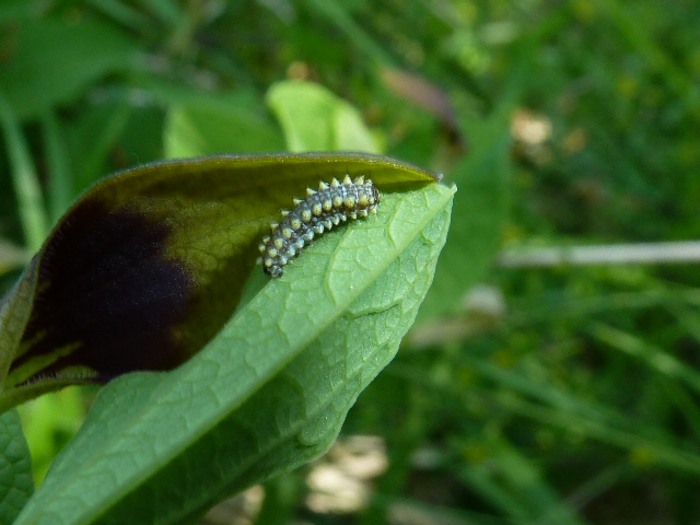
left=14, top=199, right=194, bottom=381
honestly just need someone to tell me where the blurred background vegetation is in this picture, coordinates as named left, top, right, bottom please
left=2, top=1, right=700, bottom=524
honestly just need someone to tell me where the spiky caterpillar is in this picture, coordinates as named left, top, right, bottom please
left=259, top=175, right=380, bottom=278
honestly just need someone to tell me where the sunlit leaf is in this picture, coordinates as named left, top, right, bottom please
left=267, top=81, right=380, bottom=153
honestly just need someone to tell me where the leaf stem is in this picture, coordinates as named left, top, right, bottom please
left=41, top=111, right=73, bottom=223
left=0, top=93, right=48, bottom=251
left=499, top=241, right=700, bottom=268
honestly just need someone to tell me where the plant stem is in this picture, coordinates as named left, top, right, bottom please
left=0, top=93, right=48, bottom=251
left=499, top=241, right=700, bottom=268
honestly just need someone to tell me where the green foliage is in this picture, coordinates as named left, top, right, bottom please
left=0, top=410, right=33, bottom=524
left=164, top=90, right=285, bottom=158
left=1, top=0, right=700, bottom=524
left=418, top=106, right=512, bottom=320
left=0, top=16, right=140, bottom=119
left=267, top=81, right=381, bottom=153
left=13, top=183, right=453, bottom=524
left=0, top=152, right=441, bottom=411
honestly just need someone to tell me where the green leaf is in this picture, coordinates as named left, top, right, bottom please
left=417, top=110, right=512, bottom=320
left=0, top=256, right=39, bottom=391
left=0, top=410, right=34, bottom=524
left=14, top=181, right=455, bottom=524
left=0, top=153, right=439, bottom=411
left=0, top=16, right=142, bottom=119
left=266, top=80, right=380, bottom=153
left=163, top=91, right=285, bottom=158
left=0, top=0, right=33, bottom=21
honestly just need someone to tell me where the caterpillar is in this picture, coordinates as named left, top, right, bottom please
left=259, top=175, right=380, bottom=278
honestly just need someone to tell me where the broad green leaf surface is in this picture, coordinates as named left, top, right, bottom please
left=0, top=153, right=438, bottom=410
left=0, top=410, right=34, bottom=524
left=0, top=0, right=32, bottom=20
left=164, top=91, right=285, bottom=158
left=15, top=182, right=455, bottom=525
left=267, top=81, right=380, bottom=153
left=0, top=16, right=141, bottom=119
left=417, top=110, right=511, bottom=320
